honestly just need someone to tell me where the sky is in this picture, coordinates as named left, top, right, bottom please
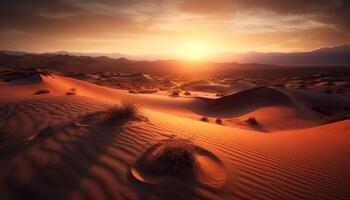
left=1, top=0, right=350, bottom=59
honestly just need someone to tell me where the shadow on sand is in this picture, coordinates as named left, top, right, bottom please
left=128, top=172, right=224, bottom=200
left=0, top=115, right=138, bottom=200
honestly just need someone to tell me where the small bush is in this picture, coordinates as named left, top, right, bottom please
left=66, top=91, right=76, bottom=95
left=154, top=139, right=197, bottom=176
left=200, top=116, right=209, bottom=122
left=105, top=100, right=140, bottom=122
left=66, top=88, right=77, bottom=95
left=245, top=117, right=258, bottom=126
left=170, top=91, right=179, bottom=97
left=215, top=118, right=222, bottom=124
left=128, top=89, right=138, bottom=94
left=184, top=91, right=191, bottom=95
left=33, top=89, right=50, bottom=95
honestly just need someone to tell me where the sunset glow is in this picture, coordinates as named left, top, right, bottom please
left=0, top=1, right=350, bottom=199
left=0, top=0, right=349, bottom=59
left=179, top=41, right=213, bottom=60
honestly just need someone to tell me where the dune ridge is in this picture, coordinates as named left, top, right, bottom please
left=0, top=70, right=349, bottom=199
left=0, top=95, right=349, bottom=199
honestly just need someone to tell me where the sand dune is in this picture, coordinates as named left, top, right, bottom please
left=192, top=86, right=350, bottom=131
left=205, top=87, right=294, bottom=114
left=181, top=80, right=234, bottom=93
left=0, top=95, right=349, bottom=199
left=115, top=73, right=154, bottom=83
left=1, top=72, right=348, bottom=131
left=0, top=70, right=350, bottom=199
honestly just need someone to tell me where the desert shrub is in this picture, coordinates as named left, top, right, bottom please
left=184, top=91, right=191, bottom=95
left=245, top=117, right=258, bottom=126
left=215, top=118, right=222, bottom=124
left=66, top=91, right=76, bottom=95
left=65, top=88, right=77, bottom=95
left=105, top=100, right=140, bottom=122
left=128, top=89, right=138, bottom=94
left=138, top=89, right=158, bottom=94
left=170, top=91, right=179, bottom=97
left=200, top=116, right=209, bottom=122
left=74, top=100, right=140, bottom=127
left=33, top=89, right=50, bottom=95
left=154, top=139, right=197, bottom=176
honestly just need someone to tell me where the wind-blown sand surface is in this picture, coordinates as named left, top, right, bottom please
left=0, top=71, right=350, bottom=199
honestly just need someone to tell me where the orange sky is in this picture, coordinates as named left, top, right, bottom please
left=0, top=0, right=350, bottom=59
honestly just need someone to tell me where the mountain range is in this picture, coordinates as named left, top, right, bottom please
left=1, top=45, right=350, bottom=66
left=211, top=45, right=350, bottom=65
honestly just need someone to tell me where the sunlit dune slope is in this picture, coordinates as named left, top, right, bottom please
left=0, top=91, right=349, bottom=199
left=1, top=71, right=349, bottom=132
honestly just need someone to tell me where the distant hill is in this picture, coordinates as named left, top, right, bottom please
left=1, top=44, right=350, bottom=66
left=0, top=52, right=275, bottom=73
left=43, top=51, right=128, bottom=60
left=211, top=45, right=350, bottom=66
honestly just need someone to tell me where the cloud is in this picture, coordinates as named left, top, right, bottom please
left=179, top=0, right=350, bottom=33
left=0, top=0, right=349, bottom=53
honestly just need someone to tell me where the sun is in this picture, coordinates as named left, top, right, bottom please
left=180, top=41, right=211, bottom=60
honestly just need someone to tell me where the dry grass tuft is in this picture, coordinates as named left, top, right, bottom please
left=200, top=116, right=209, bottom=122
left=128, top=89, right=138, bottom=94
left=245, top=117, right=258, bottom=126
left=66, top=88, right=77, bottom=95
left=184, top=91, right=191, bottom=95
left=105, top=100, right=140, bottom=122
left=66, top=91, right=76, bottom=95
left=155, top=139, right=197, bottom=176
left=33, top=89, right=50, bottom=95
left=215, top=118, right=222, bottom=124
left=170, top=91, right=180, bottom=97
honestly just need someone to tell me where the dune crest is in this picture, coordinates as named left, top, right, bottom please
left=0, top=68, right=349, bottom=199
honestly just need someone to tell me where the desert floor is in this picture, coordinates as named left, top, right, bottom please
left=0, top=68, right=350, bottom=200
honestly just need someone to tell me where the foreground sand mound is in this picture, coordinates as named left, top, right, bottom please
left=0, top=75, right=350, bottom=199
left=131, top=139, right=226, bottom=187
